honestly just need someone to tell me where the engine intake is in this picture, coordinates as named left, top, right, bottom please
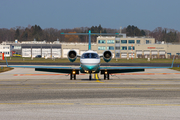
left=103, top=50, right=112, bottom=62
left=67, top=50, right=77, bottom=62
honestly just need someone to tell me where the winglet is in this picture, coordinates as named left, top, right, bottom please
left=171, top=55, right=175, bottom=68
left=5, top=55, right=8, bottom=67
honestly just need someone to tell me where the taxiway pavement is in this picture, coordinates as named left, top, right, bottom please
left=0, top=67, right=180, bottom=120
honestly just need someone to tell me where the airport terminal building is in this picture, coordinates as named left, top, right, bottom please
left=1, top=33, right=180, bottom=58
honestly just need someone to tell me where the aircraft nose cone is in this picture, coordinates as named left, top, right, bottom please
left=88, top=66, right=94, bottom=70
left=81, top=62, right=99, bottom=71
left=88, top=64, right=99, bottom=71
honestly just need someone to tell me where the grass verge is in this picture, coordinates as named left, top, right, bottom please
left=0, top=67, right=14, bottom=73
left=170, top=67, right=180, bottom=71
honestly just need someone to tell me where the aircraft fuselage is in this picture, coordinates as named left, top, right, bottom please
left=80, top=50, right=100, bottom=73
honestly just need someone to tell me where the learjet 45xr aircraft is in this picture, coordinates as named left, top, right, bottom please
left=5, top=30, right=175, bottom=80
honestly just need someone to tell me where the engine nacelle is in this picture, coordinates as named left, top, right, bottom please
left=67, top=50, right=77, bottom=62
left=103, top=50, right=112, bottom=62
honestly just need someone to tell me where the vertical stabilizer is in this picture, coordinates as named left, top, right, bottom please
left=88, top=30, right=91, bottom=50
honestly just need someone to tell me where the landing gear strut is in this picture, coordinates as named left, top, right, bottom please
left=70, top=71, right=76, bottom=80
left=70, top=73, right=76, bottom=80
left=89, top=72, right=92, bottom=80
left=104, top=71, right=109, bottom=80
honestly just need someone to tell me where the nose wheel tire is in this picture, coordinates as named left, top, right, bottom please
left=89, top=74, right=91, bottom=80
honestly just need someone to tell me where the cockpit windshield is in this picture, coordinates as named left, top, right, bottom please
left=81, top=53, right=99, bottom=59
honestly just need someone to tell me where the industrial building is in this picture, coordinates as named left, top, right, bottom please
left=0, top=33, right=180, bottom=58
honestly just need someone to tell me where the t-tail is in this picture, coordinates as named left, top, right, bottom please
left=88, top=30, right=91, bottom=50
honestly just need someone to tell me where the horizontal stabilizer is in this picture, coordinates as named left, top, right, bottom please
left=61, top=33, right=119, bottom=35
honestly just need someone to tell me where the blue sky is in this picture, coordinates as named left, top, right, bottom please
left=0, top=0, right=180, bottom=31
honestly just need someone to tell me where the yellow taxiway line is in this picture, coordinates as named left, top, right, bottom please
left=95, top=74, right=104, bottom=83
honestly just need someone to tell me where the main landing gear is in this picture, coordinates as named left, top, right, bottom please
left=70, top=71, right=76, bottom=80
left=104, top=71, right=109, bottom=80
left=70, top=73, right=76, bottom=80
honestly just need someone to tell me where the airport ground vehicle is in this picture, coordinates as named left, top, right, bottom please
left=13, top=54, right=21, bottom=57
left=35, top=55, right=41, bottom=58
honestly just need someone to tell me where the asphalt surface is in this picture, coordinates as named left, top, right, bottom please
left=0, top=68, right=180, bottom=120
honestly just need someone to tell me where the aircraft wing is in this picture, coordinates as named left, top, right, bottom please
left=100, top=66, right=171, bottom=74
left=100, top=56, right=175, bottom=74
left=5, top=55, right=79, bottom=74
left=7, top=65, right=80, bottom=74
left=5, top=53, right=80, bottom=75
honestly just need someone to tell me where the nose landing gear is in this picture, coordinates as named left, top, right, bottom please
left=89, top=71, right=92, bottom=80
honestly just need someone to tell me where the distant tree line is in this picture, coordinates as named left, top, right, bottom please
left=149, top=27, right=179, bottom=43
left=0, top=24, right=180, bottom=43
left=126, top=25, right=146, bottom=36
